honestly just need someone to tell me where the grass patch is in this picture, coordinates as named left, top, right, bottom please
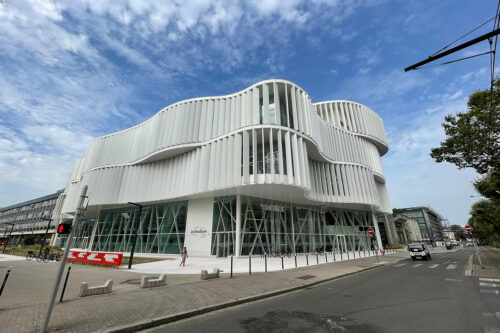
left=3, top=245, right=63, bottom=257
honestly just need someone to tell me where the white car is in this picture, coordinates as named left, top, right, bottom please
left=408, top=243, right=431, bottom=261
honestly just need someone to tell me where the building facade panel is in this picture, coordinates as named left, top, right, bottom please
left=57, top=79, right=391, bottom=256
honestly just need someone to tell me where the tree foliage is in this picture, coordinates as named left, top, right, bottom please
left=430, top=80, right=500, bottom=174
left=431, top=80, right=500, bottom=245
left=468, top=199, right=500, bottom=244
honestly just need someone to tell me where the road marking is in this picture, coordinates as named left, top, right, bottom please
left=429, top=264, right=439, bottom=269
left=446, top=264, right=457, bottom=270
left=394, top=263, right=407, bottom=267
left=482, top=312, right=500, bottom=319
left=484, top=327, right=500, bottom=333
left=480, top=283, right=500, bottom=288
left=444, top=278, right=462, bottom=282
left=480, top=289, right=500, bottom=295
left=412, top=264, right=422, bottom=268
left=480, top=278, right=500, bottom=283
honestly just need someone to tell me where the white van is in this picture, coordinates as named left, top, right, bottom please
left=408, top=243, right=431, bottom=261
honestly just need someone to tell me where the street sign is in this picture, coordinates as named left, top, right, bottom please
left=367, top=227, right=374, bottom=235
left=465, top=225, right=473, bottom=232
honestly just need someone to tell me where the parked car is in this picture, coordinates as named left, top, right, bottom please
left=408, top=242, right=431, bottom=261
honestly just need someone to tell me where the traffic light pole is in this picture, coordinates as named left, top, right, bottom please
left=40, top=185, right=88, bottom=333
left=38, top=217, right=52, bottom=258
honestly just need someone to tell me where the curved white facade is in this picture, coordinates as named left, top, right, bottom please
left=59, top=79, right=391, bottom=257
left=62, top=80, right=390, bottom=214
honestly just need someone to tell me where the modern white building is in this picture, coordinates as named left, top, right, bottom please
left=56, top=79, right=391, bottom=257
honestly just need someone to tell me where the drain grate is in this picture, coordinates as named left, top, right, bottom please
left=296, top=275, right=317, bottom=280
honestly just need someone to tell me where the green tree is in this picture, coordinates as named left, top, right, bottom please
left=468, top=200, right=500, bottom=244
left=23, top=235, right=36, bottom=246
left=430, top=80, right=499, bottom=174
left=431, top=80, right=500, bottom=245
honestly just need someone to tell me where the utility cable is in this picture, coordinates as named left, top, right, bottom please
left=431, top=16, right=496, bottom=56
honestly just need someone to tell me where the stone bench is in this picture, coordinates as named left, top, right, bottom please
left=201, top=268, right=220, bottom=280
left=140, top=274, right=167, bottom=288
left=79, top=279, right=113, bottom=297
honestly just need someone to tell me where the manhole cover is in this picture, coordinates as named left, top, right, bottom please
left=120, top=279, right=141, bottom=285
left=296, top=275, right=317, bottom=280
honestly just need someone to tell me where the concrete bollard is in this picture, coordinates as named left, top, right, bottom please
left=79, top=279, right=113, bottom=297
left=140, top=274, right=167, bottom=288
left=201, top=269, right=220, bottom=280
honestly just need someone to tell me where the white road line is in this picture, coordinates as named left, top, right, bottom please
left=429, top=264, right=439, bottom=269
left=412, top=264, right=423, bottom=268
left=484, top=327, right=500, bottom=333
left=394, top=263, right=407, bottom=267
left=446, top=264, right=457, bottom=270
left=480, top=282, right=500, bottom=288
left=480, top=289, right=500, bottom=295
left=444, top=278, right=462, bottom=282
left=480, top=278, right=500, bottom=283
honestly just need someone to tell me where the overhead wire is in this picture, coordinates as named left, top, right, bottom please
left=431, top=16, right=496, bottom=56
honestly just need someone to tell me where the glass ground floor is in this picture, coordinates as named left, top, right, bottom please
left=56, top=195, right=380, bottom=256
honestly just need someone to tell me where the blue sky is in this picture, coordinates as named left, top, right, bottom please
left=0, top=0, right=495, bottom=225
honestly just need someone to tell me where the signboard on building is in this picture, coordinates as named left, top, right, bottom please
left=67, top=250, right=123, bottom=266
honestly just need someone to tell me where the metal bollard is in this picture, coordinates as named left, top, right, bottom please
left=359, top=249, right=361, bottom=257
left=353, top=251, right=356, bottom=259
left=333, top=251, right=336, bottom=262
left=306, top=253, right=309, bottom=266
left=230, top=255, right=233, bottom=278
left=340, top=252, right=343, bottom=260
left=294, top=254, right=297, bottom=268
left=281, top=256, right=284, bottom=270
left=325, top=253, right=328, bottom=263
left=60, top=265, right=71, bottom=302
left=347, top=251, right=350, bottom=260
left=316, top=254, right=319, bottom=264
left=364, top=249, right=366, bottom=257
left=249, top=255, right=252, bottom=275
left=0, top=267, right=11, bottom=297
left=265, top=253, right=267, bottom=272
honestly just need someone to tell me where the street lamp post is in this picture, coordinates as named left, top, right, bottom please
left=127, top=202, right=143, bottom=269
left=2, top=223, right=15, bottom=254
left=38, top=217, right=53, bottom=258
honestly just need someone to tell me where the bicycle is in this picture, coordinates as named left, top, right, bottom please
left=26, top=251, right=36, bottom=260
left=313, top=247, right=325, bottom=256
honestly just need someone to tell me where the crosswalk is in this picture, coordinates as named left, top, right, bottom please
left=479, top=278, right=500, bottom=296
left=392, top=262, right=461, bottom=270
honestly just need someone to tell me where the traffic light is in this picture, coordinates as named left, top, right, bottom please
left=57, top=223, right=71, bottom=234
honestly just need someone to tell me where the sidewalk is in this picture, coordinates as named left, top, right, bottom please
left=471, top=246, right=500, bottom=278
left=0, top=252, right=407, bottom=333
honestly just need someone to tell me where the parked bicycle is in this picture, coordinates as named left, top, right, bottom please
left=272, top=251, right=292, bottom=258
left=313, top=247, right=325, bottom=256
left=25, top=251, right=61, bottom=263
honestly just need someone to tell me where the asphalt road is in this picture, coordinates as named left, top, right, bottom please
left=143, top=247, right=500, bottom=333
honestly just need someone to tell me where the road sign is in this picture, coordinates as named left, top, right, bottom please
left=465, top=225, right=473, bottom=232
left=367, top=227, right=374, bottom=235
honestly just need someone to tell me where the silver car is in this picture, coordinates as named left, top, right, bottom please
left=408, top=243, right=431, bottom=261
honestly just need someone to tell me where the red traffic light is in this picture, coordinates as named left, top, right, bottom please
left=57, top=223, right=71, bottom=234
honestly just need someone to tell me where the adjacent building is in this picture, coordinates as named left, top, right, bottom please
left=0, top=190, right=65, bottom=246
left=393, top=206, right=445, bottom=244
left=56, top=79, right=392, bottom=257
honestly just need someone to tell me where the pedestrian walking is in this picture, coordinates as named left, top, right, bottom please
left=180, top=247, right=188, bottom=266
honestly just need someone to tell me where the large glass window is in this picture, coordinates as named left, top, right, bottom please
left=91, top=201, right=187, bottom=254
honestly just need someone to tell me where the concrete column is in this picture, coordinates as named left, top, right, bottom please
left=235, top=194, right=241, bottom=257
left=371, top=213, right=384, bottom=250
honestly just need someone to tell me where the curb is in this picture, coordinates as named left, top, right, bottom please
left=101, top=258, right=404, bottom=333
left=465, top=254, right=473, bottom=276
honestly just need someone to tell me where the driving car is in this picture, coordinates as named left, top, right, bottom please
left=408, top=242, right=431, bottom=261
